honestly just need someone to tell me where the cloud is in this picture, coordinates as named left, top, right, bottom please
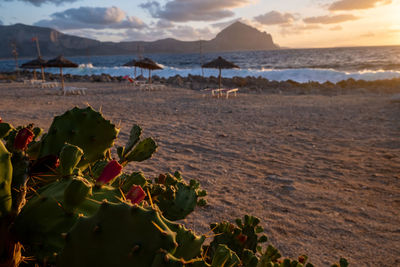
left=360, top=32, right=375, bottom=37
left=169, top=25, right=212, bottom=40
left=156, top=19, right=174, bottom=29
left=303, top=14, right=358, bottom=24
left=34, top=6, right=147, bottom=30
left=211, top=17, right=255, bottom=29
left=279, top=24, right=321, bottom=36
left=329, top=25, right=342, bottom=31
left=329, top=0, right=392, bottom=11
left=140, top=0, right=251, bottom=22
left=0, top=19, right=3, bottom=25
left=254, top=11, right=295, bottom=25
left=4, top=0, right=78, bottom=7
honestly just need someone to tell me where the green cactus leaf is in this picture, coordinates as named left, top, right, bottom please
left=59, top=143, right=84, bottom=176
left=0, top=141, right=12, bottom=217
left=124, top=124, right=142, bottom=155
left=38, top=107, right=119, bottom=169
left=0, top=123, right=13, bottom=139
left=125, top=137, right=157, bottom=162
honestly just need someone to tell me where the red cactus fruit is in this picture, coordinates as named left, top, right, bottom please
left=14, top=127, right=34, bottom=150
left=126, top=185, right=146, bottom=204
left=96, top=160, right=123, bottom=185
left=236, top=233, right=248, bottom=245
left=298, top=255, right=306, bottom=264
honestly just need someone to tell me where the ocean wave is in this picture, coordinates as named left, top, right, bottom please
left=45, top=65, right=400, bottom=83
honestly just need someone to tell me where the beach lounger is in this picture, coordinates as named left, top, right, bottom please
left=225, top=88, right=238, bottom=98
left=60, top=86, right=87, bottom=96
left=210, top=88, right=239, bottom=98
left=23, top=79, right=45, bottom=86
left=211, top=88, right=227, bottom=97
left=41, top=82, right=59, bottom=88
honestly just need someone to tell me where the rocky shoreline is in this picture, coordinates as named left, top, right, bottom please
left=1, top=70, right=400, bottom=94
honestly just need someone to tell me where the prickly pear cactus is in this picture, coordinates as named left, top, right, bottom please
left=154, top=172, right=207, bottom=221
left=256, top=245, right=282, bottom=266
left=124, top=137, right=157, bottom=162
left=38, top=106, right=119, bottom=168
left=331, top=258, right=348, bottom=267
left=57, top=202, right=179, bottom=267
left=0, top=123, right=13, bottom=139
left=10, top=151, right=29, bottom=214
left=0, top=141, right=12, bottom=217
left=151, top=249, right=208, bottom=267
left=117, top=124, right=157, bottom=164
left=12, top=176, right=122, bottom=262
left=165, top=220, right=206, bottom=260
left=206, top=215, right=268, bottom=263
left=211, top=244, right=240, bottom=267
left=256, top=245, right=315, bottom=267
left=59, top=143, right=84, bottom=176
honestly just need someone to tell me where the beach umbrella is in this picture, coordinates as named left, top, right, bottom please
left=20, top=57, right=47, bottom=81
left=45, top=55, right=78, bottom=90
left=134, top=58, right=163, bottom=83
left=123, top=59, right=138, bottom=78
left=202, top=56, right=239, bottom=89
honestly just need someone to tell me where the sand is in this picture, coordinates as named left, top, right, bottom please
left=0, top=82, right=399, bottom=266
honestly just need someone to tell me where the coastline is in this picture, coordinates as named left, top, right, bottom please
left=1, top=70, right=400, bottom=95
left=0, top=82, right=399, bottom=265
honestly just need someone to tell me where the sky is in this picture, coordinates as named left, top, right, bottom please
left=0, top=0, right=399, bottom=48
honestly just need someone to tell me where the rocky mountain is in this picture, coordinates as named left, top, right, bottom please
left=0, top=22, right=279, bottom=58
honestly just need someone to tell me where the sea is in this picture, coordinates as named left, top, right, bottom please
left=1, top=45, right=400, bottom=83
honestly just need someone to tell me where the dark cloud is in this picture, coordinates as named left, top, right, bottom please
left=156, top=19, right=174, bottom=29
left=34, top=6, right=146, bottom=30
left=140, top=0, right=251, bottom=22
left=4, top=0, right=78, bottom=7
left=329, top=0, right=392, bottom=10
left=303, top=14, right=358, bottom=24
left=254, top=11, right=295, bottom=25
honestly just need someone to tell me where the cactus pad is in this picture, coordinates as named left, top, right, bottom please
left=155, top=172, right=207, bottom=221
left=57, top=202, right=178, bottom=267
left=0, top=141, right=12, bottom=217
left=38, top=106, right=119, bottom=168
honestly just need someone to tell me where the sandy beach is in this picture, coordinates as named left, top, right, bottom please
left=0, top=82, right=399, bottom=266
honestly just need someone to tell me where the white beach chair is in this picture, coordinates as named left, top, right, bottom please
left=41, top=82, right=59, bottom=88
left=225, top=88, right=239, bottom=98
left=60, top=86, right=87, bottom=96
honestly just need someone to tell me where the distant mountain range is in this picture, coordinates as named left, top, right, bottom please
left=0, top=22, right=279, bottom=59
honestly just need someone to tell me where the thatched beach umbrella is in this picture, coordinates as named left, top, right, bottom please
left=202, top=56, right=239, bottom=89
left=46, top=55, right=78, bottom=90
left=123, top=59, right=138, bottom=78
left=134, top=58, right=162, bottom=83
left=20, top=57, right=47, bottom=81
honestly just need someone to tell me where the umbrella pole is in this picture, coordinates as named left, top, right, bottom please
left=149, top=69, right=151, bottom=84
left=60, top=67, right=64, bottom=90
left=134, top=67, right=137, bottom=79
left=218, top=68, right=221, bottom=89
left=33, top=69, right=37, bottom=80
left=41, top=66, right=45, bottom=81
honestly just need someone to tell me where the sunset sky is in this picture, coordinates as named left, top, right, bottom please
left=0, top=0, right=399, bottom=48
